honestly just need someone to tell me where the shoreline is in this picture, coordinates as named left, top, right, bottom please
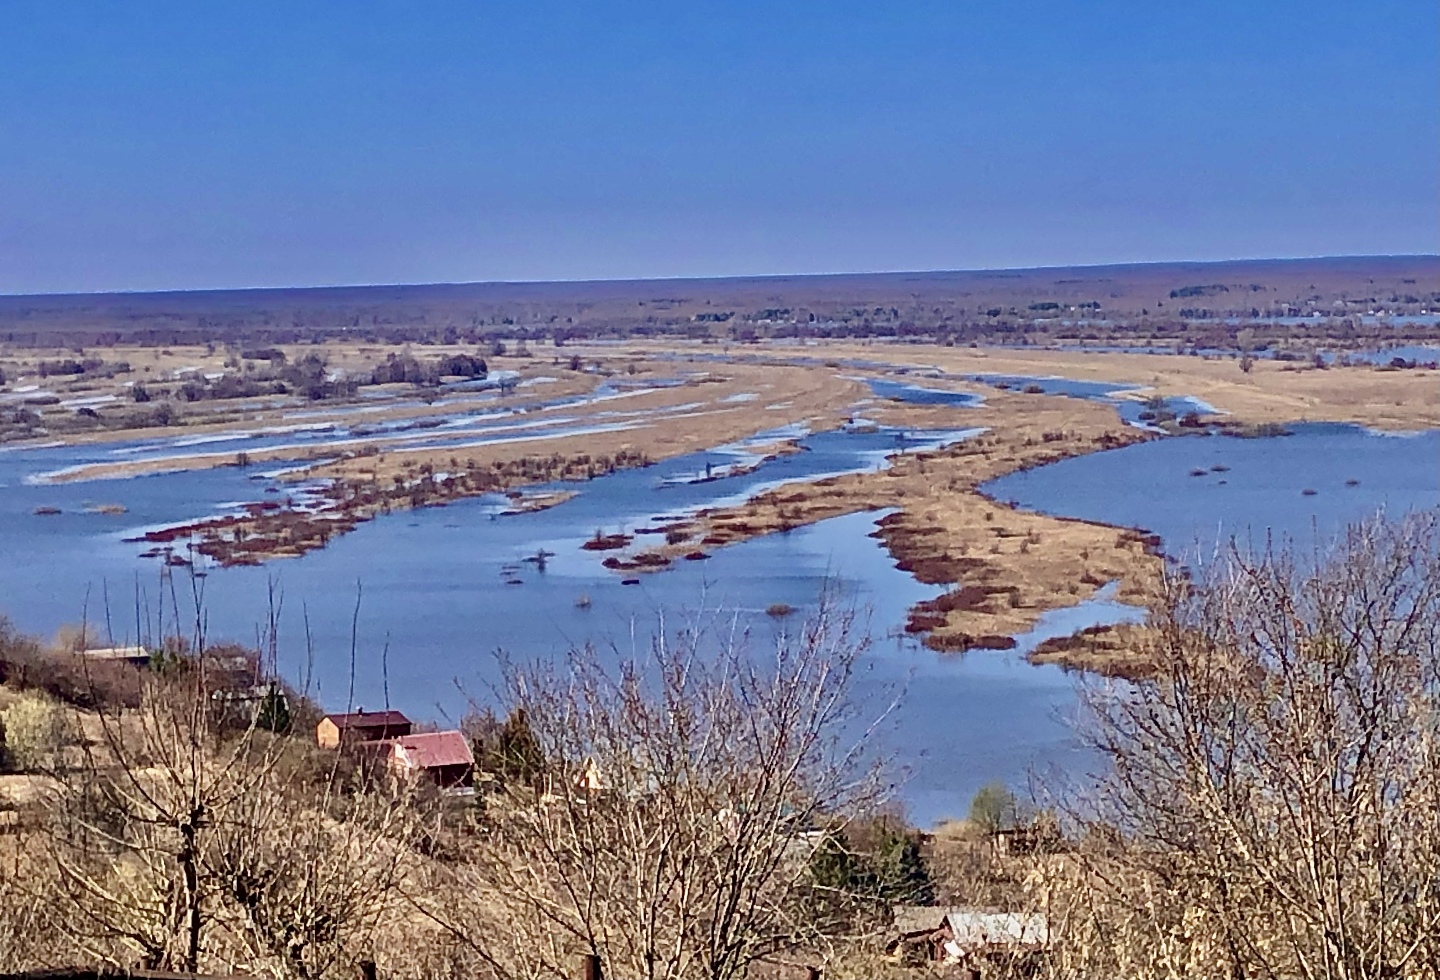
left=84, top=362, right=866, bottom=565
left=9, top=344, right=1433, bottom=679
left=605, top=388, right=1168, bottom=655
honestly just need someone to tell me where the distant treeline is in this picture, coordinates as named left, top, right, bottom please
left=1, top=310, right=1435, bottom=355
left=0, top=348, right=492, bottom=443
left=0, top=256, right=1435, bottom=348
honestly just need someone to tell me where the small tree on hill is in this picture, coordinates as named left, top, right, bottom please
left=494, top=707, right=544, bottom=785
left=968, top=781, right=1017, bottom=836
left=255, top=682, right=290, bottom=734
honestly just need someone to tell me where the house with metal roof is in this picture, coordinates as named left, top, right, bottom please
left=315, top=708, right=412, bottom=748
left=888, top=906, right=1049, bottom=969
left=381, top=730, right=475, bottom=789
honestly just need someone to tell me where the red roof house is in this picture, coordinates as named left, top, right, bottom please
left=385, top=730, right=475, bottom=788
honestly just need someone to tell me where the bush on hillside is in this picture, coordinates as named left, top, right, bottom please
left=0, top=691, right=70, bottom=772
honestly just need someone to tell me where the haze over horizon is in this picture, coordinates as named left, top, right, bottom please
left=2, top=1, right=1436, bottom=295
left=5, top=253, right=1439, bottom=303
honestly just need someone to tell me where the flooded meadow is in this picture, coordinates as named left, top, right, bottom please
left=1, top=361, right=1435, bottom=823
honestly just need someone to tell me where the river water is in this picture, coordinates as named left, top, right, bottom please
left=983, top=423, right=1440, bottom=566
left=1, top=388, right=1435, bottom=824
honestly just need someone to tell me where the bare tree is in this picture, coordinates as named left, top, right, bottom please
left=420, top=603, right=894, bottom=980
left=1049, top=512, right=1440, bottom=980
left=43, top=651, right=283, bottom=969
left=208, top=774, right=423, bottom=978
left=35, top=581, right=423, bottom=976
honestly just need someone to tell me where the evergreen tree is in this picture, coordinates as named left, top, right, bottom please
left=804, top=830, right=888, bottom=932
left=256, top=684, right=291, bottom=734
left=874, top=826, right=935, bottom=905
left=807, top=830, right=873, bottom=894
left=492, top=708, right=544, bottom=785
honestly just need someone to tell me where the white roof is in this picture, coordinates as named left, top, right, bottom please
left=943, top=911, right=1049, bottom=948
left=78, top=645, right=149, bottom=660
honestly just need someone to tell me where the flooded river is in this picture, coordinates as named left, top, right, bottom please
left=1, top=397, right=1435, bottom=824
left=983, top=423, right=1440, bottom=564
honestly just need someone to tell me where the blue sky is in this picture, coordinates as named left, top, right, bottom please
left=1, top=1, right=1436, bottom=293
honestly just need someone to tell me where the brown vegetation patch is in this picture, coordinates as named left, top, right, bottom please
left=923, top=632, right=1019, bottom=653
left=604, top=385, right=1168, bottom=645
left=125, top=449, right=655, bottom=567
left=582, top=533, right=633, bottom=551
left=1027, top=622, right=1157, bottom=680
left=601, top=553, right=672, bottom=572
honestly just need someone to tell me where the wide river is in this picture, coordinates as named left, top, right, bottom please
left=1, top=384, right=1435, bottom=825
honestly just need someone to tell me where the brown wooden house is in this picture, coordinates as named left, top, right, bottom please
left=316, top=709, right=412, bottom=749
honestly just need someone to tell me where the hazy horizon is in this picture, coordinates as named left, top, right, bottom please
left=3, top=252, right=1436, bottom=302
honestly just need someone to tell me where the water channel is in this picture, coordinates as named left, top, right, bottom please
left=0, top=378, right=1434, bottom=824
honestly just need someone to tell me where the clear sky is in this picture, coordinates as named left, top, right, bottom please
left=1, top=1, right=1436, bottom=294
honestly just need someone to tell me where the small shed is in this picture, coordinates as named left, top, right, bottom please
left=316, top=709, right=412, bottom=749
left=76, top=645, right=151, bottom=668
left=385, top=730, right=475, bottom=788
left=889, top=906, right=970, bottom=962
left=941, top=910, right=1049, bottom=958
left=888, top=907, right=1049, bottom=968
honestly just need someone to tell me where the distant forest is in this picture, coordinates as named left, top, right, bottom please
left=0, top=255, right=1435, bottom=350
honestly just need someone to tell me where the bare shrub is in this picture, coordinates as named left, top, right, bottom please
left=1050, top=512, right=1440, bottom=979
left=420, top=603, right=892, bottom=980
left=208, top=778, right=423, bottom=978
left=40, top=644, right=424, bottom=975
left=52, top=623, right=99, bottom=654
left=0, top=617, right=140, bottom=710
left=0, top=845, right=70, bottom=971
left=0, top=691, right=71, bottom=772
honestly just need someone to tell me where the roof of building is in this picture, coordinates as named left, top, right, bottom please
left=942, top=911, right=1049, bottom=949
left=890, top=907, right=1049, bottom=949
left=390, top=730, right=474, bottom=770
left=322, top=709, right=411, bottom=730
left=76, top=645, right=150, bottom=661
left=892, top=906, right=969, bottom=938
